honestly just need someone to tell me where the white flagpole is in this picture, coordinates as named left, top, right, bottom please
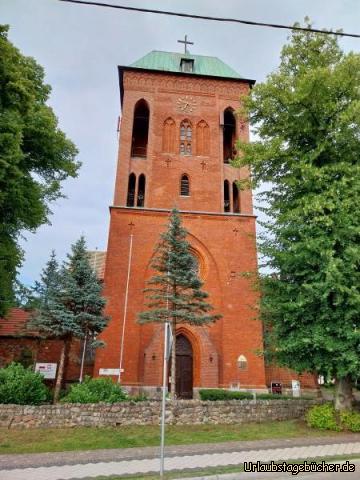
left=118, top=231, right=134, bottom=384
left=160, top=257, right=171, bottom=477
left=160, top=321, right=169, bottom=477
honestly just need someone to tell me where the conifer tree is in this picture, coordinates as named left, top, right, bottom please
left=30, top=251, right=79, bottom=402
left=236, top=21, right=360, bottom=410
left=138, top=209, right=221, bottom=399
left=30, top=238, right=109, bottom=402
left=61, top=236, right=109, bottom=384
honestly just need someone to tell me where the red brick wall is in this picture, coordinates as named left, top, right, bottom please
left=265, top=364, right=318, bottom=390
left=0, top=337, right=93, bottom=382
left=95, top=68, right=267, bottom=391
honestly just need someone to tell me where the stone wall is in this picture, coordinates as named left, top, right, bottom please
left=0, top=399, right=320, bottom=429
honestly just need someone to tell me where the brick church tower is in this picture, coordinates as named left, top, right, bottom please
left=94, top=43, right=267, bottom=396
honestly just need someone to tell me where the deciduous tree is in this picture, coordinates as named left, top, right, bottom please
left=236, top=21, right=360, bottom=410
left=0, top=25, right=79, bottom=315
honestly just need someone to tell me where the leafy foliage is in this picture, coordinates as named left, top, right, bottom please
left=199, top=389, right=299, bottom=401
left=0, top=362, right=50, bottom=405
left=199, top=389, right=253, bottom=401
left=236, top=22, right=360, bottom=401
left=306, top=403, right=340, bottom=431
left=306, top=403, right=360, bottom=432
left=340, top=409, right=360, bottom=432
left=0, top=25, right=79, bottom=316
left=61, top=376, right=128, bottom=404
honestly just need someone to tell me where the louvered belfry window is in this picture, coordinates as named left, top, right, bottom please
left=126, top=173, right=136, bottom=207
left=180, top=174, right=190, bottom=196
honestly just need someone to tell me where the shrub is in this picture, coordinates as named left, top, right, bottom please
left=199, top=389, right=253, bottom=401
left=199, top=389, right=304, bottom=401
left=306, top=403, right=341, bottom=431
left=61, top=376, right=128, bottom=403
left=129, top=393, right=148, bottom=402
left=257, top=393, right=294, bottom=400
left=340, top=410, right=360, bottom=432
left=0, top=362, right=50, bottom=405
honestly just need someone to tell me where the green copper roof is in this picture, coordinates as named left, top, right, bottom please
left=129, top=50, right=243, bottom=80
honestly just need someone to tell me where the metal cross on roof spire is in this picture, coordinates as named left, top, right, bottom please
left=177, top=34, right=194, bottom=54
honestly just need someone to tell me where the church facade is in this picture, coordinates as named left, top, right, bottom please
left=94, top=47, right=315, bottom=397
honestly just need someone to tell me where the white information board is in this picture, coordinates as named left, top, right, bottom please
left=35, top=363, right=57, bottom=379
left=292, top=379, right=301, bottom=397
left=99, top=368, right=123, bottom=376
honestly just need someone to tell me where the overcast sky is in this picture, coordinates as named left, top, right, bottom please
left=1, top=0, right=359, bottom=286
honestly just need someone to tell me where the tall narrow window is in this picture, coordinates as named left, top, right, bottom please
left=233, top=181, right=240, bottom=213
left=126, top=173, right=136, bottom=207
left=180, top=174, right=190, bottom=196
left=223, top=108, right=236, bottom=163
left=162, top=117, right=176, bottom=153
left=224, top=180, right=230, bottom=212
left=137, top=174, right=146, bottom=207
left=131, top=99, right=149, bottom=157
left=196, top=120, right=210, bottom=156
left=180, top=120, right=192, bottom=155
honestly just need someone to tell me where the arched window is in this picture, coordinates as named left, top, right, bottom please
left=131, top=99, right=149, bottom=157
left=137, top=174, right=146, bottom=207
left=180, top=120, right=192, bottom=155
left=224, top=180, right=230, bottom=212
left=180, top=174, right=190, bottom=196
left=233, top=182, right=240, bottom=213
left=162, top=117, right=176, bottom=153
left=126, top=173, right=136, bottom=207
left=223, top=108, right=236, bottom=163
left=237, top=354, right=248, bottom=370
left=196, top=120, right=210, bottom=156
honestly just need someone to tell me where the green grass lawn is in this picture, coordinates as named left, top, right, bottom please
left=0, top=420, right=340, bottom=455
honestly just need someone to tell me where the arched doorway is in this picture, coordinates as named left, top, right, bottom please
left=175, top=334, right=193, bottom=399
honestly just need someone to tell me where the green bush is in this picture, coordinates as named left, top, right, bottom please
left=199, top=389, right=253, bottom=401
left=198, top=389, right=304, bottom=401
left=340, top=410, right=360, bottom=432
left=306, top=403, right=341, bottom=431
left=257, top=393, right=294, bottom=400
left=0, top=362, right=50, bottom=405
left=61, top=376, right=128, bottom=403
left=129, top=393, right=148, bottom=402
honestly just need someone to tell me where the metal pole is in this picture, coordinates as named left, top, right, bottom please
left=160, top=321, right=169, bottom=477
left=118, top=232, right=133, bottom=384
left=160, top=257, right=171, bottom=477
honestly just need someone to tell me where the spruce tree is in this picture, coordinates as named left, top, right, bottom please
left=236, top=22, right=360, bottom=410
left=30, top=238, right=109, bottom=402
left=61, top=236, right=109, bottom=384
left=30, top=251, right=80, bottom=402
left=138, top=209, right=221, bottom=399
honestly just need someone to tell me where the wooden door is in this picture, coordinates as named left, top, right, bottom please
left=175, top=335, right=193, bottom=399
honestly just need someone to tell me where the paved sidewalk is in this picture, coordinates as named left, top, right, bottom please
left=1, top=433, right=360, bottom=469
left=176, top=460, right=360, bottom=480
left=1, top=435, right=360, bottom=480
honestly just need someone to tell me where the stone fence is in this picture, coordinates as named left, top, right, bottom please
left=0, top=398, right=321, bottom=429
